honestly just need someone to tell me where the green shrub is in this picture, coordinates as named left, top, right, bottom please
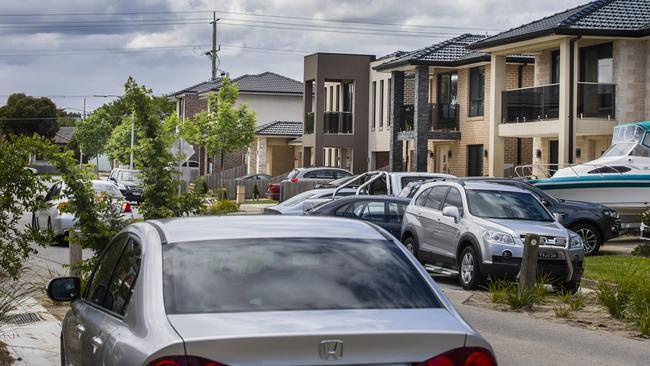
left=553, top=303, right=573, bottom=318
left=253, top=184, right=260, bottom=200
left=595, top=282, right=629, bottom=320
left=201, top=200, right=239, bottom=216
left=485, top=277, right=513, bottom=304
left=197, top=176, right=209, bottom=195
left=505, top=286, right=538, bottom=310
left=639, top=308, right=650, bottom=336
left=632, top=243, right=650, bottom=258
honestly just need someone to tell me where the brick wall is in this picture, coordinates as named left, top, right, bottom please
left=535, top=51, right=551, bottom=86
left=404, top=76, right=415, bottom=104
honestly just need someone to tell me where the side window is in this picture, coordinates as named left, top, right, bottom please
left=369, top=176, right=388, bottom=195
left=335, top=170, right=352, bottom=179
left=425, top=186, right=449, bottom=211
left=45, top=182, right=61, bottom=201
left=104, top=238, right=142, bottom=316
left=335, top=203, right=355, bottom=217
left=443, top=188, right=464, bottom=216
left=353, top=201, right=385, bottom=221
left=304, top=170, right=333, bottom=179
left=388, top=202, right=406, bottom=224
left=414, top=188, right=431, bottom=207
left=85, top=236, right=128, bottom=309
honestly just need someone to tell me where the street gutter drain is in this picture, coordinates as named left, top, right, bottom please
left=0, top=312, right=45, bottom=325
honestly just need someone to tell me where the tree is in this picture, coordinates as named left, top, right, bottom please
left=122, top=77, right=200, bottom=219
left=57, top=109, right=81, bottom=127
left=0, top=93, right=59, bottom=139
left=0, top=135, right=54, bottom=279
left=72, top=109, right=112, bottom=168
left=182, top=78, right=256, bottom=172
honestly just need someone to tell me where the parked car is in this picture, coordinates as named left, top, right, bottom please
left=267, top=167, right=353, bottom=201
left=463, top=177, right=621, bottom=256
left=282, top=167, right=353, bottom=183
left=264, top=188, right=357, bottom=215
left=308, top=196, right=411, bottom=238
left=401, top=180, right=584, bottom=291
left=47, top=216, right=497, bottom=366
left=236, top=173, right=272, bottom=181
left=32, top=180, right=134, bottom=244
left=334, top=171, right=455, bottom=197
left=108, top=168, right=144, bottom=203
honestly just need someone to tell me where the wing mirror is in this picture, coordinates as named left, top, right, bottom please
left=442, top=206, right=461, bottom=223
left=46, top=277, right=81, bottom=302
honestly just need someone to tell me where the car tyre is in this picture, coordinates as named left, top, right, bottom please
left=571, top=223, right=601, bottom=256
left=553, top=280, right=580, bottom=294
left=403, top=236, right=419, bottom=257
left=458, top=246, right=484, bottom=290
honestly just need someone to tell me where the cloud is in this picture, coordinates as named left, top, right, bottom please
left=0, top=0, right=587, bottom=111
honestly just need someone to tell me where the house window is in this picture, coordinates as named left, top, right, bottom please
left=372, top=81, right=376, bottom=129
left=343, top=82, right=353, bottom=112
left=387, top=78, right=392, bottom=126
left=336, top=85, right=340, bottom=111
left=329, top=86, right=333, bottom=111
left=469, top=66, right=485, bottom=117
left=580, top=43, right=613, bottom=83
left=438, top=72, right=458, bottom=105
left=379, top=80, right=384, bottom=128
left=551, top=50, right=560, bottom=84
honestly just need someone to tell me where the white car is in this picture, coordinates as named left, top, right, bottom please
left=32, top=180, right=134, bottom=244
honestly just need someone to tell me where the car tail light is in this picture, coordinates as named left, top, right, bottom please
left=290, top=177, right=299, bottom=183
left=148, top=355, right=225, bottom=366
left=417, top=347, right=496, bottom=366
left=121, top=201, right=132, bottom=214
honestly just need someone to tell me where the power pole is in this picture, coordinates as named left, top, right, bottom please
left=206, top=12, right=220, bottom=81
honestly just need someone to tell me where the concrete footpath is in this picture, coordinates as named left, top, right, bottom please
left=0, top=297, right=60, bottom=366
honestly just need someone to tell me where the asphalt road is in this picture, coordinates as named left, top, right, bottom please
left=15, top=211, right=650, bottom=366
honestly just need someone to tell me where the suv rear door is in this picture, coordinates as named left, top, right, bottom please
left=438, top=187, right=464, bottom=259
left=420, top=186, right=449, bottom=258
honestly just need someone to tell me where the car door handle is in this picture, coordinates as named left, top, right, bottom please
left=91, top=336, right=103, bottom=354
left=76, top=324, right=85, bottom=339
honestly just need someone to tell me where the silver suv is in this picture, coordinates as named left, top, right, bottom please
left=401, top=180, right=584, bottom=291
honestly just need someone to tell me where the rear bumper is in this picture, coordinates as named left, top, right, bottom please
left=122, top=190, right=143, bottom=203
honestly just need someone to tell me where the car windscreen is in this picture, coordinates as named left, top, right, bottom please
left=280, top=190, right=318, bottom=206
left=117, top=170, right=141, bottom=182
left=162, top=238, right=440, bottom=314
left=93, top=184, right=123, bottom=198
left=466, top=189, right=553, bottom=222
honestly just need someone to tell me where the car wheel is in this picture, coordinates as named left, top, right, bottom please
left=403, top=236, right=419, bottom=257
left=571, top=223, right=602, bottom=256
left=458, top=246, right=484, bottom=290
left=553, top=280, right=580, bottom=294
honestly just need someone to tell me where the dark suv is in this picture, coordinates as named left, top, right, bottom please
left=463, top=178, right=621, bottom=255
left=108, top=168, right=144, bottom=203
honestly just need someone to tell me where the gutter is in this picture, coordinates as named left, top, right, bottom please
left=568, top=35, right=581, bottom=164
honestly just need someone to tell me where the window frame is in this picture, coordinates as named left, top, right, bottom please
left=443, top=187, right=465, bottom=216
left=372, top=81, right=377, bottom=129
left=468, top=66, right=485, bottom=117
left=423, top=186, right=449, bottom=211
left=82, top=233, right=142, bottom=320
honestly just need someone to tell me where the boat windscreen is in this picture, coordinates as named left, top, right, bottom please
left=612, top=125, right=645, bottom=144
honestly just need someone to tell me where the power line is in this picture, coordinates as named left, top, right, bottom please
left=0, top=9, right=503, bottom=32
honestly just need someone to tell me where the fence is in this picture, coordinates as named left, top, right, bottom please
left=280, top=180, right=330, bottom=201
left=202, top=167, right=291, bottom=200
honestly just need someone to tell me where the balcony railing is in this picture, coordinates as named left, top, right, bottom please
left=502, top=84, right=559, bottom=123
left=577, top=82, right=615, bottom=119
left=399, top=103, right=459, bottom=132
left=324, top=111, right=353, bottom=134
left=305, top=112, right=314, bottom=134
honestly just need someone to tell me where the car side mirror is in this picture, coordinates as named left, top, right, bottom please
left=46, top=277, right=81, bottom=302
left=553, top=213, right=564, bottom=225
left=442, top=206, right=461, bottom=223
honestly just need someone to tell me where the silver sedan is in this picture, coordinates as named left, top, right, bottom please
left=47, top=216, right=496, bottom=366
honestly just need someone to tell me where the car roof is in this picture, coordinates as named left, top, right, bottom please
left=148, top=215, right=387, bottom=243
left=420, top=180, right=529, bottom=193
left=327, top=195, right=411, bottom=204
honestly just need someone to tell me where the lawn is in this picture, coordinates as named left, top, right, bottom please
left=583, top=255, right=650, bottom=283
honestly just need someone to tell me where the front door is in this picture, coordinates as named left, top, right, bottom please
left=467, top=145, right=483, bottom=176
left=549, top=140, right=559, bottom=175
left=437, top=146, right=450, bottom=174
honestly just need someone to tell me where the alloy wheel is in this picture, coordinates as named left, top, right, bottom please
left=405, top=242, right=415, bottom=254
left=576, top=228, right=598, bottom=254
left=461, top=252, right=474, bottom=284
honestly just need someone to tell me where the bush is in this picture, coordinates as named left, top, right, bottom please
left=553, top=304, right=573, bottom=318
left=253, top=184, right=260, bottom=200
left=201, top=200, right=239, bottom=216
left=632, top=243, right=650, bottom=258
left=485, top=277, right=512, bottom=304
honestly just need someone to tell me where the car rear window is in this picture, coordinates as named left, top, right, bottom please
left=162, top=238, right=440, bottom=314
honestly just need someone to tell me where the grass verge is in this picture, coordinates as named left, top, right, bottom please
left=584, top=255, right=650, bottom=283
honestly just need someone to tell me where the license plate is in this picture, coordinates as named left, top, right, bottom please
left=132, top=192, right=141, bottom=196
left=538, top=251, right=559, bottom=259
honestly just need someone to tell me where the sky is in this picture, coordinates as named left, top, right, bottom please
left=0, top=0, right=587, bottom=112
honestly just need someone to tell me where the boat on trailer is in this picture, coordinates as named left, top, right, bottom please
left=521, top=122, right=650, bottom=227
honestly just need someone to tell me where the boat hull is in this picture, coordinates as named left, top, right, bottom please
left=531, top=176, right=650, bottom=226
